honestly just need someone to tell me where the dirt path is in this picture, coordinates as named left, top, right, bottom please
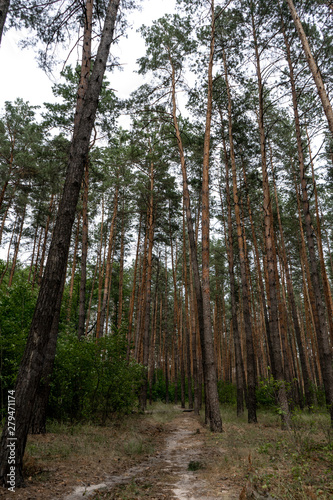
left=63, top=413, right=240, bottom=499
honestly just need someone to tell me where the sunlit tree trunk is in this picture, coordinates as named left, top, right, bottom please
left=222, top=49, right=257, bottom=423
left=284, top=0, right=333, bottom=138
left=78, top=161, right=89, bottom=338
left=97, top=184, right=119, bottom=338
left=139, top=157, right=155, bottom=410
left=219, top=136, right=244, bottom=417
left=282, top=8, right=333, bottom=418
left=127, top=212, right=142, bottom=359
left=251, top=8, right=291, bottom=428
left=117, top=196, right=126, bottom=330
left=66, top=213, right=81, bottom=322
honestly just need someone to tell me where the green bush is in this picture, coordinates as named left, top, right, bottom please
left=256, top=376, right=277, bottom=408
left=0, top=270, right=37, bottom=418
left=217, top=381, right=237, bottom=405
left=48, top=330, right=143, bottom=423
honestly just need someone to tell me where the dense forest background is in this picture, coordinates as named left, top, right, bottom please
left=0, top=0, right=333, bottom=487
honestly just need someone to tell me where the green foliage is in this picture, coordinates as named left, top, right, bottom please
left=49, top=331, right=143, bottom=423
left=256, top=376, right=277, bottom=408
left=217, top=381, right=237, bottom=405
left=0, top=267, right=38, bottom=417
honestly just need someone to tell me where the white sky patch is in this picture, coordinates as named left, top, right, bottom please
left=0, top=0, right=176, bottom=113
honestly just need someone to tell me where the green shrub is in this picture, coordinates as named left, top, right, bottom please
left=256, top=376, right=277, bottom=408
left=217, top=381, right=237, bottom=405
left=48, top=330, right=143, bottom=423
left=0, top=269, right=38, bottom=418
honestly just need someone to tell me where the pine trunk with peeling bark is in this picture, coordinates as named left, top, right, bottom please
left=270, top=150, right=313, bottom=409
left=117, top=197, right=125, bottom=329
left=97, top=185, right=119, bottom=338
left=127, top=213, right=142, bottom=359
left=251, top=8, right=291, bottom=428
left=284, top=0, right=333, bottom=138
left=139, top=160, right=155, bottom=411
left=219, top=130, right=244, bottom=417
left=281, top=12, right=333, bottom=420
left=78, top=161, right=89, bottom=338
left=199, top=0, right=222, bottom=432
left=222, top=50, right=257, bottom=423
left=0, top=0, right=121, bottom=486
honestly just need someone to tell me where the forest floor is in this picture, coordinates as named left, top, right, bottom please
left=1, top=403, right=333, bottom=499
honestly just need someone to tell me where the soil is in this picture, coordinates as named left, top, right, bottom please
left=0, top=410, right=242, bottom=499
left=88, top=413, right=241, bottom=499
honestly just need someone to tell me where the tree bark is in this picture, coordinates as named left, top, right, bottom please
left=200, top=0, right=222, bottom=432
left=8, top=205, right=26, bottom=287
left=251, top=7, right=291, bottom=428
left=77, top=0, right=93, bottom=337
left=271, top=155, right=313, bottom=409
left=0, top=0, right=121, bottom=486
left=281, top=10, right=333, bottom=420
left=219, top=126, right=244, bottom=417
left=117, top=196, right=125, bottom=329
left=0, top=0, right=10, bottom=45
left=284, top=0, right=333, bottom=139
left=96, top=184, right=119, bottom=338
left=221, top=50, right=257, bottom=423
left=78, top=161, right=89, bottom=338
left=139, top=157, right=155, bottom=410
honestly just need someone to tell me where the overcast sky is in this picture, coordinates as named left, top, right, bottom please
left=0, top=0, right=176, bottom=111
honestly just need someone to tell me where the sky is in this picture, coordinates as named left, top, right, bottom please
left=0, top=0, right=177, bottom=261
left=0, top=0, right=176, bottom=112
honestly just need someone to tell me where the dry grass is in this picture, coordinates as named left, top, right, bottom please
left=0, top=411, right=166, bottom=499
left=2, top=403, right=333, bottom=499
left=201, top=406, right=333, bottom=499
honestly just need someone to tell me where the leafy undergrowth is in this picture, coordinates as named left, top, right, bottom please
left=202, top=406, right=333, bottom=499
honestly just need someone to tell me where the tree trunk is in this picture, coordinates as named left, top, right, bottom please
left=281, top=10, right=333, bottom=419
left=200, top=0, right=222, bottom=432
left=222, top=50, right=257, bottom=423
left=97, top=184, right=119, bottom=338
left=219, top=118, right=245, bottom=417
left=139, top=158, right=155, bottom=411
left=0, top=0, right=121, bottom=486
left=38, top=194, right=55, bottom=285
left=270, top=148, right=313, bottom=409
left=76, top=0, right=93, bottom=337
left=127, top=212, right=142, bottom=360
left=251, top=8, right=291, bottom=428
left=284, top=0, right=333, bottom=138
left=66, top=213, right=81, bottom=322
left=30, top=267, right=67, bottom=434
left=0, top=0, right=10, bottom=44
left=117, top=196, right=125, bottom=330
left=183, top=209, right=193, bottom=409
left=164, top=251, right=169, bottom=404
left=307, top=130, right=333, bottom=344
left=8, top=205, right=26, bottom=287
left=78, top=161, right=89, bottom=338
